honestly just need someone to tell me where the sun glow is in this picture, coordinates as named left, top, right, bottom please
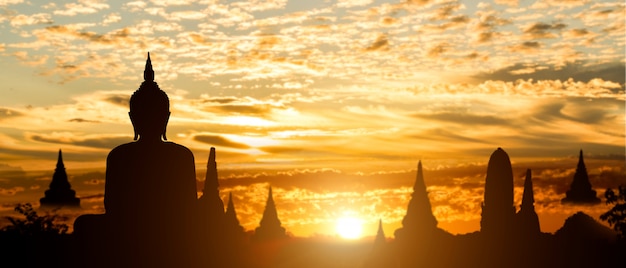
left=335, top=216, right=364, bottom=240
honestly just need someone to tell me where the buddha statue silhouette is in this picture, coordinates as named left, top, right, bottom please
left=74, top=53, right=199, bottom=268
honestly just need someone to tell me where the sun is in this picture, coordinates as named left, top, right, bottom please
left=336, top=216, right=364, bottom=240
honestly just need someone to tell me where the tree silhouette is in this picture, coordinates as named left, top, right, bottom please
left=1, top=203, right=68, bottom=236
left=600, top=185, right=626, bottom=240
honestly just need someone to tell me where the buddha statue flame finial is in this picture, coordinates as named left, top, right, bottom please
left=144, top=52, right=154, bottom=82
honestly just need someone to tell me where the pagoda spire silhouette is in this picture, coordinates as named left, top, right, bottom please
left=225, top=192, right=245, bottom=236
left=374, top=219, right=386, bottom=247
left=394, top=160, right=438, bottom=240
left=197, top=146, right=227, bottom=263
left=561, top=150, right=601, bottom=204
left=199, top=147, right=225, bottom=216
left=253, top=186, right=287, bottom=241
left=516, top=169, right=540, bottom=234
left=480, top=147, right=515, bottom=236
left=40, top=149, right=80, bottom=208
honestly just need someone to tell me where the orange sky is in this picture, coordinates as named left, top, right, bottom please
left=0, top=0, right=624, bottom=238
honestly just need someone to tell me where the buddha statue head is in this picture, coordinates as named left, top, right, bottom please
left=129, top=52, right=170, bottom=141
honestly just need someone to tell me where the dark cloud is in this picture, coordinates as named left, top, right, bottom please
left=365, top=34, right=389, bottom=51
left=405, top=0, right=433, bottom=6
left=0, top=108, right=23, bottom=119
left=260, top=146, right=304, bottom=154
left=104, top=94, right=129, bottom=107
left=508, top=41, right=541, bottom=53
left=0, top=146, right=104, bottom=163
left=201, top=97, right=238, bottom=104
left=68, top=118, right=100, bottom=123
left=427, top=42, right=448, bottom=58
left=473, top=14, right=511, bottom=43
left=213, top=104, right=273, bottom=115
left=523, top=22, right=567, bottom=38
left=193, top=134, right=250, bottom=149
left=411, top=129, right=488, bottom=144
left=474, top=62, right=625, bottom=85
left=413, top=112, right=510, bottom=126
left=27, top=134, right=130, bottom=149
left=0, top=164, right=26, bottom=181
left=46, top=26, right=132, bottom=47
left=534, top=100, right=620, bottom=124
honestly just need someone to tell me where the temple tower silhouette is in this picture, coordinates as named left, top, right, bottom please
left=198, top=147, right=225, bottom=219
left=394, top=161, right=438, bottom=240
left=252, top=186, right=287, bottom=241
left=197, top=147, right=227, bottom=266
left=561, top=150, right=600, bottom=204
left=40, top=150, right=80, bottom=208
left=516, top=169, right=540, bottom=234
left=225, top=192, right=245, bottom=238
left=480, top=148, right=515, bottom=235
left=374, top=219, right=386, bottom=247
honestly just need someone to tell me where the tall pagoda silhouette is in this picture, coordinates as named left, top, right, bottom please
left=561, top=150, right=601, bottom=204
left=252, top=186, right=287, bottom=241
left=480, top=148, right=516, bottom=236
left=516, top=169, right=540, bottom=234
left=393, top=161, right=449, bottom=268
left=197, top=147, right=228, bottom=266
left=394, top=160, right=440, bottom=240
left=225, top=192, right=245, bottom=238
left=199, top=147, right=226, bottom=221
left=40, top=150, right=80, bottom=208
left=374, top=219, right=386, bottom=248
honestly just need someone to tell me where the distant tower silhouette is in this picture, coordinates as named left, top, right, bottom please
left=394, top=161, right=438, bottom=240
left=516, top=169, right=540, bottom=234
left=197, top=147, right=227, bottom=265
left=198, top=147, right=225, bottom=218
left=480, top=148, right=515, bottom=235
left=40, top=150, right=80, bottom=208
left=561, top=150, right=601, bottom=204
left=374, top=219, right=386, bottom=247
left=225, top=192, right=245, bottom=237
left=253, top=186, right=287, bottom=241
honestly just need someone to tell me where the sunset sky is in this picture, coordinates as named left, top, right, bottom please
left=0, top=0, right=624, bottom=238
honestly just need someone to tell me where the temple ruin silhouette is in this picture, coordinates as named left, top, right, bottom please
left=374, top=219, right=386, bottom=247
left=562, top=149, right=601, bottom=204
left=480, top=147, right=516, bottom=237
left=517, top=169, right=541, bottom=234
left=252, top=186, right=288, bottom=241
left=394, top=160, right=443, bottom=241
left=225, top=192, right=246, bottom=239
left=39, top=149, right=80, bottom=208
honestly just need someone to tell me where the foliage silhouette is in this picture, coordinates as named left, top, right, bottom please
left=0, top=203, right=72, bottom=267
left=1, top=203, right=68, bottom=235
left=600, top=185, right=626, bottom=240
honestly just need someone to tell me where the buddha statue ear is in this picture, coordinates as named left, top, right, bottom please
left=129, top=112, right=139, bottom=140
left=161, top=112, right=171, bottom=141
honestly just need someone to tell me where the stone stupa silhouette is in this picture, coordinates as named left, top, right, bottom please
left=561, top=150, right=601, bottom=204
left=516, top=169, right=540, bottom=234
left=252, top=186, right=287, bottom=241
left=40, top=149, right=80, bottom=208
left=198, top=147, right=226, bottom=228
left=394, top=160, right=441, bottom=240
left=480, top=148, right=516, bottom=236
left=225, top=192, right=245, bottom=238
left=374, top=219, right=386, bottom=247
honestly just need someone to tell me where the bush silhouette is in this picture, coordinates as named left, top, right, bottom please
left=600, top=185, right=626, bottom=240
left=1, top=203, right=68, bottom=236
